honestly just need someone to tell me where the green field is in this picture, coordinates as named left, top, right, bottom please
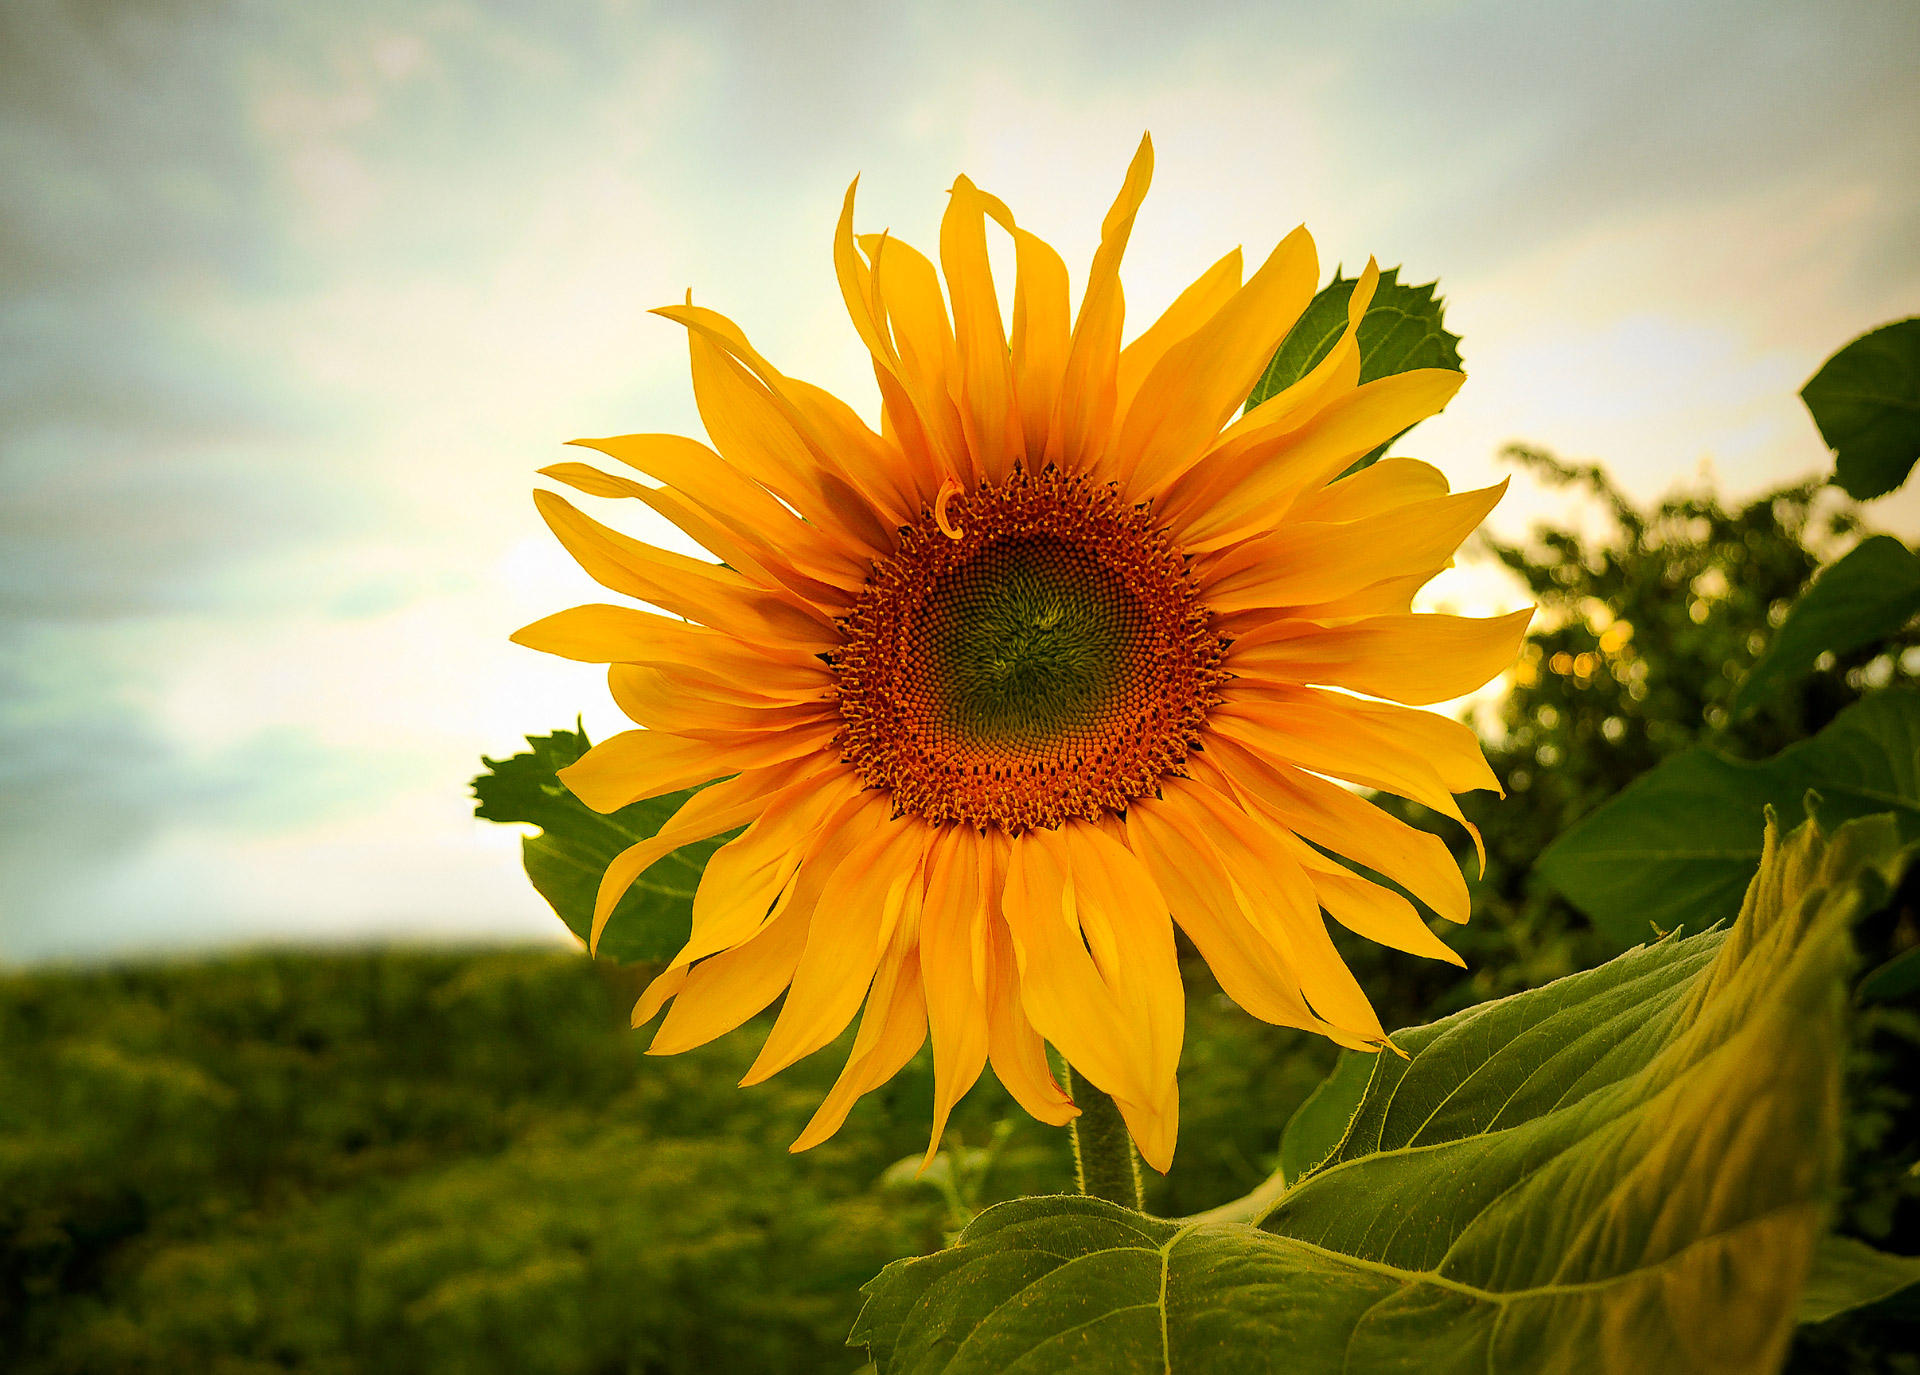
left=0, top=948, right=1345, bottom=1374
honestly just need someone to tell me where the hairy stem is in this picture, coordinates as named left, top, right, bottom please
left=1058, top=1059, right=1143, bottom=1211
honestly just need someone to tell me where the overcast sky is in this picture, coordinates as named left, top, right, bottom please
left=3, top=0, right=1916, bottom=962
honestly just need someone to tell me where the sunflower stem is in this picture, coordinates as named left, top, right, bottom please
left=1057, top=1059, right=1143, bottom=1211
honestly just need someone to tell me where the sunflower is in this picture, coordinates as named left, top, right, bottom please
left=513, top=135, right=1529, bottom=1173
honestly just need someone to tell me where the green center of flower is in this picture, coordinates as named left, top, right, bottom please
left=831, top=466, right=1229, bottom=832
left=924, top=537, right=1147, bottom=751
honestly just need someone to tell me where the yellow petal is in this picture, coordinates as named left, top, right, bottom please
left=588, top=756, right=828, bottom=953
left=979, top=195, right=1072, bottom=471
left=532, top=490, right=840, bottom=651
left=1158, top=260, right=1381, bottom=512
left=780, top=372, right=923, bottom=533
left=1293, top=686, right=1501, bottom=797
left=1212, top=696, right=1474, bottom=834
left=604, top=653, right=829, bottom=709
left=557, top=728, right=730, bottom=813
left=1228, top=608, right=1534, bottom=705
left=607, top=663, right=837, bottom=737
left=872, top=356, right=946, bottom=507
left=1002, top=823, right=1181, bottom=1163
left=1117, top=1080, right=1180, bottom=1180
left=789, top=848, right=934, bottom=1152
left=941, top=175, right=1019, bottom=486
left=1170, top=775, right=1386, bottom=1045
left=832, top=187, right=948, bottom=509
left=701, top=321, right=914, bottom=542
left=652, top=788, right=889, bottom=1049
left=790, top=947, right=928, bottom=1153
left=918, top=826, right=991, bottom=1165
left=1113, top=226, right=1318, bottom=497
left=744, top=815, right=933, bottom=1085
left=1203, top=481, right=1506, bottom=614
left=630, top=965, right=688, bottom=1029
left=1055, top=133, right=1153, bottom=472
left=535, top=460, right=654, bottom=501
left=862, top=233, right=969, bottom=484
left=1061, top=823, right=1183, bottom=1099
left=1002, top=832, right=1138, bottom=1103
left=677, top=323, right=895, bottom=556
left=1113, top=248, right=1243, bottom=432
left=684, top=771, right=866, bottom=974
left=980, top=834, right=1076, bottom=1126
left=510, top=604, right=826, bottom=678
left=1212, top=687, right=1495, bottom=876
left=604, top=481, right=834, bottom=608
left=1126, top=790, right=1326, bottom=1035
left=1281, top=836, right=1465, bottom=967
left=1209, top=736, right=1471, bottom=924
left=1167, top=367, right=1466, bottom=552
left=1286, top=455, right=1452, bottom=524
left=833, top=176, right=895, bottom=365
left=648, top=886, right=813, bottom=1051
left=566, top=432, right=868, bottom=592
left=1274, top=573, right=1431, bottom=622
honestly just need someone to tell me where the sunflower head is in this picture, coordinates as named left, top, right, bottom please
left=834, top=464, right=1230, bottom=833
left=512, top=134, right=1530, bottom=1173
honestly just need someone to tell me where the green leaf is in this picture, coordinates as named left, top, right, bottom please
left=472, top=726, right=734, bottom=963
left=1245, top=266, right=1461, bottom=476
left=1797, top=1234, right=1920, bottom=1324
left=1802, top=317, right=1920, bottom=501
left=1732, top=535, right=1920, bottom=715
left=854, top=814, right=1903, bottom=1374
left=1276, top=1048, right=1372, bottom=1187
left=851, top=1195, right=1404, bottom=1374
left=1857, top=944, right=1920, bottom=1003
left=1536, top=690, right=1920, bottom=947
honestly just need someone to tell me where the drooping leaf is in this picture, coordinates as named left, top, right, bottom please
left=1797, top=1234, right=1920, bottom=1325
left=1732, top=535, right=1920, bottom=715
left=854, top=814, right=1904, bottom=1374
left=1802, top=317, right=1920, bottom=501
left=1857, top=944, right=1920, bottom=1003
left=1276, top=1048, right=1371, bottom=1187
left=472, top=726, right=735, bottom=963
left=1246, top=266, right=1462, bottom=476
left=1536, top=690, right=1920, bottom=947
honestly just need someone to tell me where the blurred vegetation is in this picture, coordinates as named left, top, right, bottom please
left=0, top=947, right=1333, bottom=1374
left=3, top=446, right=1916, bottom=1371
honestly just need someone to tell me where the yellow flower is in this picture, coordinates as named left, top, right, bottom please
left=513, top=135, right=1529, bottom=1172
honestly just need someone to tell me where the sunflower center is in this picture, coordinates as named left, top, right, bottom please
left=831, top=466, right=1228, bottom=832
left=928, top=537, right=1144, bottom=747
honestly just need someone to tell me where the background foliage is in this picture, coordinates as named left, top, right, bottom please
left=0, top=947, right=1348, bottom=1373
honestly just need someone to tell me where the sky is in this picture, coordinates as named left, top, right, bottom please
left=2, top=0, right=1916, bottom=962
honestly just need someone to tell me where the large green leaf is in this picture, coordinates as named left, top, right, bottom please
left=1797, top=1235, right=1920, bottom=1325
left=1732, top=535, right=1920, bottom=715
left=1246, top=266, right=1461, bottom=475
left=1802, top=317, right=1920, bottom=501
left=854, top=814, right=1904, bottom=1374
left=1857, top=944, right=1920, bottom=1003
left=1275, top=1048, right=1371, bottom=1187
left=1536, top=690, right=1920, bottom=946
left=471, top=726, right=734, bottom=963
